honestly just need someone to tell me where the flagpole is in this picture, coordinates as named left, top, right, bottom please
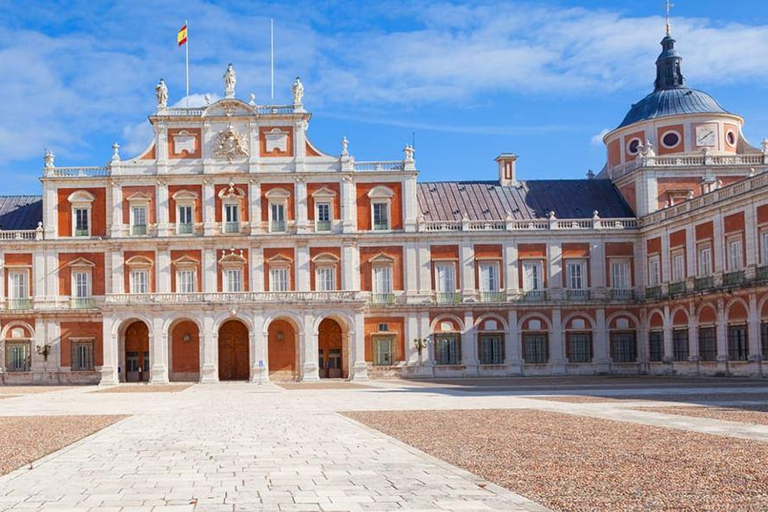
left=270, top=19, right=274, bottom=102
left=185, top=20, right=190, bottom=108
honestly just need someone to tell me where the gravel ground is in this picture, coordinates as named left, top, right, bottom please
left=0, top=415, right=127, bottom=476
left=91, top=384, right=192, bottom=393
left=0, top=386, right=72, bottom=394
left=610, top=393, right=768, bottom=403
left=276, top=382, right=373, bottom=390
left=346, top=409, right=768, bottom=512
left=637, top=405, right=768, bottom=426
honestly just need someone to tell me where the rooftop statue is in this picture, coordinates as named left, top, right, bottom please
left=43, top=149, right=55, bottom=168
left=292, top=77, right=304, bottom=104
left=224, top=64, right=236, bottom=98
left=155, top=79, right=168, bottom=108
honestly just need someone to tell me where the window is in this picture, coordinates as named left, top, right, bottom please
left=8, top=271, right=28, bottom=299
left=672, top=328, right=689, bottom=362
left=762, top=323, right=768, bottom=360
left=611, top=332, right=636, bottom=362
left=728, top=324, right=748, bottom=361
left=5, top=342, right=30, bottom=372
left=269, top=267, right=289, bottom=292
left=372, top=202, right=389, bottom=231
left=611, top=260, right=631, bottom=289
left=523, top=333, right=548, bottom=364
left=73, top=271, right=91, bottom=298
left=373, top=336, right=394, bottom=366
left=727, top=238, right=743, bottom=272
left=270, top=202, right=286, bottom=232
left=522, top=261, right=543, bottom=291
left=74, top=208, right=90, bottom=237
left=316, top=267, right=335, bottom=291
left=479, top=334, right=503, bottom=364
left=566, top=260, right=586, bottom=290
left=762, top=232, right=768, bottom=266
left=649, top=330, right=664, bottom=362
left=661, top=131, right=681, bottom=148
left=316, top=202, right=331, bottom=232
left=131, top=206, right=148, bottom=236
left=627, top=138, right=641, bottom=155
left=224, top=203, right=240, bottom=233
left=697, top=245, right=712, bottom=276
left=225, top=269, right=243, bottom=293
left=699, top=327, right=717, bottom=362
left=567, top=333, right=592, bottom=363
left=672, top=252, right=685, bottom=282
left=177, top=270, right=196, bottom=293
left=648, top=255, right=660, bottom=286
left=435, top=334, right=460, bottom=365
left=373, top=266, right=392, bottom=294
left=435, top=263, right=456, bottom=293
left=130, top=270, right=149, bottom=294
left=71, top=339, right=94, bottom=371
left=177, top=205, right=193, bottom=234
left=479, top=262, right=500, bottom=291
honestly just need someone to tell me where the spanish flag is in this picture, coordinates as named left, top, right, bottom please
left=177, top=24, right=188, bottom=47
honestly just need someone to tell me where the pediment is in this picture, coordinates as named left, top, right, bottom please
left=202, top=98, right=255, bottom=117
left=67, top=257, right=96, bottom=268
left=370, top=253, right=395, bottom=265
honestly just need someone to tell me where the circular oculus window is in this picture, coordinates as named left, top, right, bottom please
left=627, top=138, right=642, bottom=155
left=726, top=130, right=737, bottom=147
left=661, top=131, right=681, bottom=148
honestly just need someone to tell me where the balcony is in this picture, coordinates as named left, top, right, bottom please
left=645, top=286, right=663, bottom=300
left=270, top=221, right=286, bottom=233
left=479, top=291, right=506, bottom=303
left=70, top=297, right=96, bottom=309
left=695, top=276, right=714, bottom=291
left=315, top=220, right=332, bottom=232
left=756, top=266, right=768, bottom=282
left=224, top=222, right=241, bottom=234
left=610, top=289, right=634, bottom=301
left=131, top=224, right=147, bottom=236
left=566, top=289, right=590, bottom=301
left=668, top=282, right=687, bottom=295
left=523, top=290, right=546, bottom=302
left=723, top=270, right=745, bottom=286
left=370, top=293, right=395, bottom=305
left=105, top=291, right=363, bottom=306
left=5, top=298, right=33, bottom=311
left=435, top=292, right=461, bottom=304
left=177, top=223, right=194, bottom=235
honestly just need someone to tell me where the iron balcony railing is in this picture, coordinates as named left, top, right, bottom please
left=373, top=222, right=390, bottom=231
left=523, top=290, right=546, bottom=302
left=131, top=225, right=147, bottom=236
left=757, top=266, right=768, bottom=281
left=435, top=292, right=461, bottom=304
left=6, top=298, right=33, bottom=310
left=479, top=291, right=506, bottom=303
left=370, top=293, right=395, bottom=305
left=566, top=289, right=590, bottom=301
left=645, top=285, right=663, bottom=299
left=74, top=229, right=90, bottom=237
left=224, top=222, right=240, bottom=234
left=315, top=220, right=332, bottom=232
left=723, top=270, right=745, bottom=286
left=668, top=282, right=687, bottom=295
left=695, top=276, right=714, bottom=291
left=610, top=289, right=634, bottom=301
left=270, top=221, right=286, bottom=233
left=70, top=297, right=96, bottom=309
left=177, top=223, right=193, bottom=235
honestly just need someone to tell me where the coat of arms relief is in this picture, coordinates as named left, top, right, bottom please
left=213, top=124, right=249, bottom=162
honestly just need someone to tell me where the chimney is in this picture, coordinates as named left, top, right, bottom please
left=495, top=153, right=518, bottom=186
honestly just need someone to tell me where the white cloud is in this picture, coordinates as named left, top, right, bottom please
left=591, top=128, right=611, bottom=146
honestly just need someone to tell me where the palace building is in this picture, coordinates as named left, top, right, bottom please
left=1, top=32, right=768, bottom=385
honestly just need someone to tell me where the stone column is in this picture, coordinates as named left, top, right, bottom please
left=748, top=293, right=761, bottom=361
left=203, top=179, right=216, bottom=236
left=594, top=308, right=609, bottom=372
left=550, top=308, right=565, bottom=373
left=461, top=310, right=477, bottom=375
left=404, top=313, right=419, bottom=366
left=296, top=243, right=310, bottom=292
left=417, top=243, right=432, bottom=298
left=249, top=180, right=261, bottom=235
left=716, top=299, right=728, bottom=374
left=660, top=232, right=671, bottom=283
left=713, top=215, right=724, bottom=274
left=688, top=303, right=699, bottom=363
left=250, top=244, right=263, bottom=292
left=157, top=180, right=170, bottom=236
left=350, top=311, right=369, bottom=380
left=149, top=316, right=169, bottom=384
left=403, top=176, right=417, bottom=232
left=200, top=312, right=218, bottom=383
left=100, top=315, right=119, bottom=385
left=33, top=249, right=46, bottom=300
left=111, top=248, right=124, bottom=294
left=301, top=314, right=319, bottom=382
left=460, top=242, right=475, bottom=300
left=662, top=304, right=673, bottom=363
left=295, top=179, right=308, bottom=233
left=506, top=310, right=522, bottom=375
left=505, top=243, right=519, bottom=295
left=250, top=313, right=268, bottom=383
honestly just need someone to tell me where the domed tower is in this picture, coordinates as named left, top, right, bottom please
left=602, top=32, right=765, bottom=216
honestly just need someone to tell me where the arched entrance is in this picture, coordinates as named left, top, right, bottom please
left=268, top=319, right=297, bottom=380
left=170, top=320, right=200, bottom=382
left=125, top=321, right=149, bottom=382
left=318, top=318, right=348, bottom=379
left=218, top=319, right=249, bottom=381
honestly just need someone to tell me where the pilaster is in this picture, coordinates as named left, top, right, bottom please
left=249, top=180, right=261, bottom=235
left=110, top=181, right=122, bottom=238
left=460, top=242, right=475, bottom=300
left=301, top=314, right=320, bottom=381
left=149, top=317, right=169, bottom=384
left=200, top=312, right=218, bottom=383
left=296, top=243, right=310, bottom=291
left=157, top=180, right=170, bottom=236
left=350, top=311, right=369, bottom=380
left=461, top=310, right=477, bottom=375
left=203, top=178, right=216, bottom=236
left=341, top=176, right=356, bottom=233
left=99, top=315, right=119, bottom=385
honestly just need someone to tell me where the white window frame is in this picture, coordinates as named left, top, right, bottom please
left=224, top=268, right=243, bottom=293
left=71, top=337, right=95, bottom=371
left=566, top=259, right=587, bottom=290
left=315, top=266, right=336, bottom=291
left=435, top=262, right=456, bottom=293
left=610, top=259, right=631, bottom=290
left=671, top=250, right=685, bottom=282
left=223, top=202, right=241, bottom=233
left=372, top=335, right=395, bottom=366
left=697, top=244, right=712, bottom=277
left=311, top=187, right=336, bottom=233
left=176, top=269, right=196, bottom=293
left=761, top=230, right=768, bottom=266
left=478, top=261, right=500, bottom=292
left=68, top=190, right=95, bottom=238
left=367, top=186, right=395, bottom=232
left=172, top=190, right=197, bottom=235
left=130, top=205, right=148, bottom=236
left=8, top=269, right=29, bottom=299
left=72, top=270, right=92, bottom=298
left=373, top=265, right=393, bottom=294
left=266, top=188, right=290, bottom=233
left=726, top=236, right=744, bottom=272
left=315, top=202, right=332, bottom=231
left=522, top=260, right=543, bottom=291
left=648, top=254, right=661, bottom=286
left=129, top=269, right=149, bottom=294
left=269, top=267, right=290, bottom=292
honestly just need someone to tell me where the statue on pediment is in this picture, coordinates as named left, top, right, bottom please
left=292, top=77, right=304, bottom=104
left=213, top=124, right=249, bottom=162
left=224, top=64, right=236, bottom=98
left=155, top=79, right=168, bottom=108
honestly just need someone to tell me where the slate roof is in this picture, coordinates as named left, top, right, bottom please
left=417, top=180, right=635, bottom=221
left=0, top=196, right=43, bottom=230
left=617, top=87, right=729, bottom=129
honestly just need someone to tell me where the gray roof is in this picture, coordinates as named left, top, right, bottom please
left=0, top=196, right=42, bottom=230
left=417, top=180, right=635, bottom=221
left=617, top=87, right=729, bottom=129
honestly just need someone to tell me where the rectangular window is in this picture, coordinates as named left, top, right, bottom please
left=5, top=342, right=30, bottom=372
left=434, top=334, right=460, bottom=365
left=224, top=204, right=240, bottom=233
left=522, top=261, right=543, bottom=291
left=71, top=340, right=94, bottom=371
left=316, top=267, right=335, bottom=291
left=131, top=206, right=147, bottom=236
left=523, top=333, right=548, bottom=364
left=224, top=269, right=243, bottom=292
left=73, top=271, right=90, bottom=298
left=74, top=208, right=89, bottom=236
left=762, top=232, right=768, bottom=266
left=435, top=263, right=456, bottom=293
left=177, top=270, right=196, bottom=293
left=178, top=205, right=193, bottom=234
left=373, top=336, right=394, bottom=366
left=727, top=238, right=743, bottom=272
left=129, top=270, right=149, bottom=294
left=567, top=333, right=592, bottom=363
left=699, top=326, right=717, bottom=362
left=672, top=328, right=689, bottom=362
left=611, top=332, right=636, bottom=362
left=479, top=262, right=500, bottom=291
left=648, top=255, right=660, bottom=286
left=672, top=252, right=685, bottom=282
left=269, top=267, right=289, bottom=292
left=728, top=324, right=748, bottom=361
left=270, top=203, right=286, bottom=232
left=372, top=202, right=389, bottom=230
left=479, top=335, right=503, bottom=365
left=316, top=202, right=331, bottom=231
left=648, top=330, right=664, bottom=362
left=610, top=260, right=631, bottom=289
left=8, top=271, right=28, bottom=299
left=566, top=260, right=586, bottom=290
left=373, top=266, right=392, bottom=294
left=697, top=246, right=712, bottom=276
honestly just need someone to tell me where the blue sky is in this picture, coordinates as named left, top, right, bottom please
left=1, top=0, right=767, bottom=194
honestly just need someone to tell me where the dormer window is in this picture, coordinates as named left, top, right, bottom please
left=68, top=191, right=95, bottom=237
left=172, top=190, right=198, bottom=235
left=266, top=188, right=290, bottom=233
left=311, top=187, right=337, bottom=233
left=367, top=186, right=394, bottom=231
left=218, top=183, right=246, bottom=234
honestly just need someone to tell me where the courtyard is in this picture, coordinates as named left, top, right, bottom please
left=0, top=378, right=767, bottom=511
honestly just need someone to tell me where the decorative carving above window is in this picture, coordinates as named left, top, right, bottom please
left=265, top=128, right=289, bottom=153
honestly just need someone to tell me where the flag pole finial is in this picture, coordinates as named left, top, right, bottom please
left=665, top=0, right=674, bottom=36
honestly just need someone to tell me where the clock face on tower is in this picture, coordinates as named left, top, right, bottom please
left=695, top=124, right=718, bottom=147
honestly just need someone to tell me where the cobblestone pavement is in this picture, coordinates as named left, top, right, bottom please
left=0, top=377, right=768, bottom=511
